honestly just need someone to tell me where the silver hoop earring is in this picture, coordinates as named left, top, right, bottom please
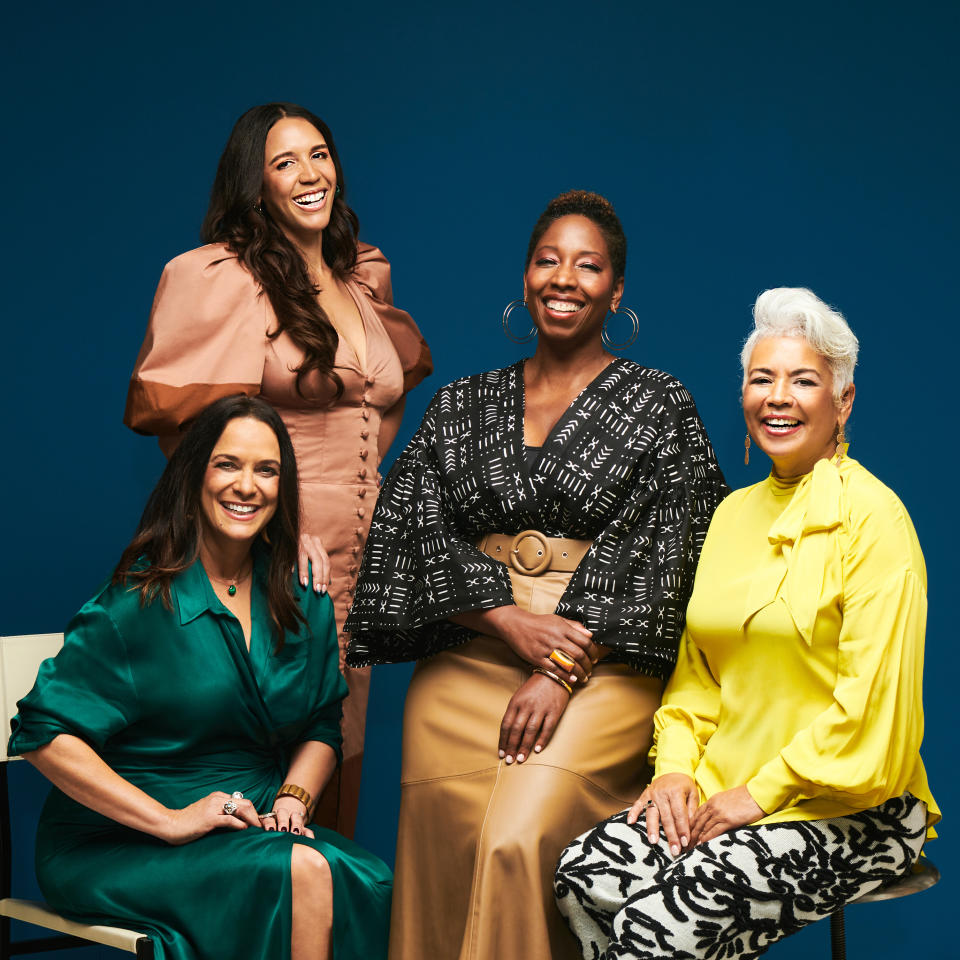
left=502, top=299, right=537, bottom=344
left=601, top=307, right=640, bottom=350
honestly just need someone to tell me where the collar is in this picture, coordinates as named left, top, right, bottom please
left=173, top=548, right=266, bottom=626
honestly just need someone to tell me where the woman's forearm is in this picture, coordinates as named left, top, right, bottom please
left=24, top=734, right=175, bottom=840
left=284, top=740, right=339, bottom=807
left=449, top=605, right=518, bottom=639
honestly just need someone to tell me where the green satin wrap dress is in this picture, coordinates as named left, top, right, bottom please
left=7, top=557, right=391, bottom=960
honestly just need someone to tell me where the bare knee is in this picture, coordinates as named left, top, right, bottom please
left=291, top=845, right=333, bottom=902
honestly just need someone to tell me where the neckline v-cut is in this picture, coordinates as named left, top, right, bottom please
left=520, top=357, right=623, bottom=448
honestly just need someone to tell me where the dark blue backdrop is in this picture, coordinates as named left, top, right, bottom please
left=3, top=1, right=955, bottom=956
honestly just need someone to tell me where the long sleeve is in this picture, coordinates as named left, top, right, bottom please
left=555, top=380, right=727, bottom=677
left=124, top=245, right=269, bottom=443
left=648, top=626, right=721, bottom=779
left=8, top=601, right=140, bottom=755
left=746, top=487, right=933, bottom=815
left=345, top=389, right=515, bottom=666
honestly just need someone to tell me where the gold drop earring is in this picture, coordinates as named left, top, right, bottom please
left=744, top=433, right=751, bottom=466
left=836, top=422, right=846, bottom=461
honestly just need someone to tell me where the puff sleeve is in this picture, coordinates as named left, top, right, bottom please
left=354, top=243, right=432, bottom=393
left=124, top=246, right=269, bottom=448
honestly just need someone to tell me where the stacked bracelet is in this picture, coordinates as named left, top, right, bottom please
left=275, top=783, right=313, bottom=815
left=533, top=666, right=573, bottom=695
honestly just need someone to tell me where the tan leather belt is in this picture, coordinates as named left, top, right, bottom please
left=477, top=531, right=591, bottom=576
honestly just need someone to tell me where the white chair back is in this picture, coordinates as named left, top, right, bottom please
left=0, top=634, right=64, bottom=760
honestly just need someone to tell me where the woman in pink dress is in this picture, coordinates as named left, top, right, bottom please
left=125, top=102, right=432, bottom=838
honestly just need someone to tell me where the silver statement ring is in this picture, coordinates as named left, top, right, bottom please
left=259, top=812, right=278, bottom=820
left=223, top=800, right=239, bottom=815
left=231, top=792, right=244, bottom=800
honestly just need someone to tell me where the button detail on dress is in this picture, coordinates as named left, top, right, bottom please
left=357, top=508, right=365, bottom=518
left=360, top=430, right=369, bottom=440
left=362, top=392, right=372, bottom=404
left=357, top=487, right=367, bottom=498
left=359, top=449, right=369, bottom=460
left=358, top=467, right=367, bottom=479
left=361, top=409, right=370, bottom=420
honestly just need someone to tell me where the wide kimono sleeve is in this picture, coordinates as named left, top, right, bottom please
left=556, top=380, right=727, bottom=678
left=345, top=388, right=516, bottom=666
left=295, top=588, right=349, bottom=759
left=123, top=246, right=269, bottom=448
left=648, top=626, right=722, bottom=779
left=354, top=243, right=432, bottom=393
left=745, top=483, right=939, bottom=822
left=8, top=601, right=141, bottom=756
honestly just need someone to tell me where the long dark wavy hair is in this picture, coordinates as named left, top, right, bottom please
left=114, top=396, right=305, bottom=644
left=201, top=102, right=360, bottom=400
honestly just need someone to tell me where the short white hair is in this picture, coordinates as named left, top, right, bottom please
left=740, top=287, right=859, bottom=400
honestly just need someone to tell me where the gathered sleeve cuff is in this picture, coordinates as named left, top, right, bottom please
left=124, top=246, right=269, bottom=444
left=556, top=381, right=727, bottom=677
left=8, top=603, right=140, bottom=756
left=649, top=626, right=721, bottom=777
left=746, top=493, right=939, bottom=824
left=345, top=391, right=514, bottom=666
left=354, top=242, right=432, bottom=393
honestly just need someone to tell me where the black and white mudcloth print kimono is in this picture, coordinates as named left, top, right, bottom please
left=346, top=359, right=727, bottom=675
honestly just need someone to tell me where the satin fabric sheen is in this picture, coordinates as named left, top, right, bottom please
left=390, top=564, right=662, bottom=960
left=8, top=558, right=391, bottom=960
left=124, top=242, right=432, bottom=836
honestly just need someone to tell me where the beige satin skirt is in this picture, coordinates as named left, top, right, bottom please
left=389, top=565, right=662, bottom=960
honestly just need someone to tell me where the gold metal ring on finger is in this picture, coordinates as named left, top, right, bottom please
left=549, top=649, right=576, bottom=672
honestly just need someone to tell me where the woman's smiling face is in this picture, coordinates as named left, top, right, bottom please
left=199, top=416, right=281, bottom=550
left=743, top=336, right=854, bottom=477
left=261, top=117, right=338, bottom=245
left=523, top=215, right=623, bottom=348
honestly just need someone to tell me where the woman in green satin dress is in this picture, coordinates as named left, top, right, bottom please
left=7, top=395, right=391, bottom=960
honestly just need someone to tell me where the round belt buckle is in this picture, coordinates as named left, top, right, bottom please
left=509, top=530, right=552, bottom=575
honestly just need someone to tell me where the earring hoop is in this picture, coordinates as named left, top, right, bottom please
left=502, top=299, right=537, bottom=343
left=602, top=306, right=640, bottom=350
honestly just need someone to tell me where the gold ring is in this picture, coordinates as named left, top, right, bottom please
left=549, top=649, right=576, bottom=672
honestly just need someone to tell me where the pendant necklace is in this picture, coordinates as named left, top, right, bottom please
left=206, top=561, right=253, bottom=597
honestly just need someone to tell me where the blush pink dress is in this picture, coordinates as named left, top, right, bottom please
left=125, top=242, right=431, bottom=837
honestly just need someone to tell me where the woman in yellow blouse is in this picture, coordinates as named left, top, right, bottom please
left=554, top=287, right=940, bottom=960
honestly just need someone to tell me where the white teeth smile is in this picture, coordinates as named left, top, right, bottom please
left=294, top=190, right=326, bottom=206
left=222, top=503, right=258, bottom=516
left=545, top=299, right=582, bottom=313
left=764, top=418, right=800, bottom=432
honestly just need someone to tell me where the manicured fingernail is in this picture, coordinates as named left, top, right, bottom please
left=505, top=755, right=514, bottom=765
left=648, top=833, right=657, bottom=843
left=320, top=585, right=327, bottom=594
left=499, top=749, right=505, bottom=758
left=681, top=835, right=688, bottom=845
left=517, top=753, right=525, bottom=763
left=534, top=744, right=542, bottom=753
left=570, top=675, right=577, bottom=682
left=301, top=577, right=308, bottom=587
left=671, top=844, right=680, bottom=857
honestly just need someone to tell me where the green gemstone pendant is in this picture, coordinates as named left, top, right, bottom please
left=228, top=584, right=237, bottom=597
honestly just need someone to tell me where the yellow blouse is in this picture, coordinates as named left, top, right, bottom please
left=650, top=453, right=940, bottom=835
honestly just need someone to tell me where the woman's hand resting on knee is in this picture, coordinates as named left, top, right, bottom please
left=627, top=777, right=765, bottom=856
left=627, top=773, right=700, bottom=857
left=163, top=792, right=263, bottom=845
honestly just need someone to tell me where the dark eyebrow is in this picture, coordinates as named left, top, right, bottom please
left=268, top=143, right=327, bottom=166
left=535, top=244, right=608, bottom=259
